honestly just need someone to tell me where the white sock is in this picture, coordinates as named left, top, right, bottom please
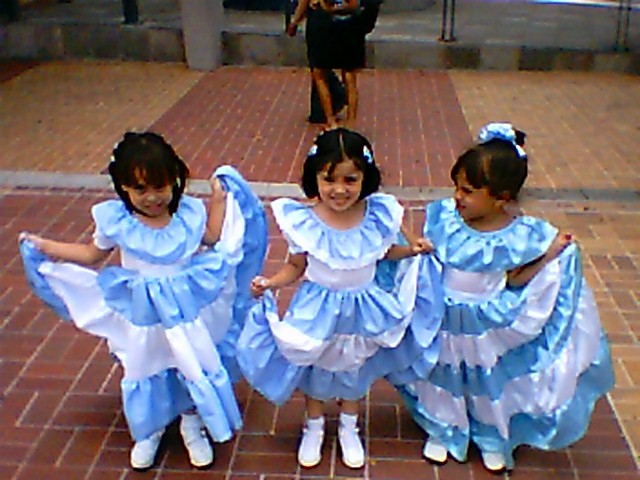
left=306, top=416, right=325, bottom=431
left=339, top=412, right=358, bottom=429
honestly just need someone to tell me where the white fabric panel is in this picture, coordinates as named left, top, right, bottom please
left=120, top=253, right=185, bottom=275
left=39, top=261, right=130, bottom=360
left=38, top=260, right=231, bottom=382
left=410, top=381, right=470, bottom=429
left=470, top=282, right=601, bottom=438
left=305, top=257, right=376, bottom=289
left=439, top=259, right=562, bottom=368
left=443, top=267, right=505, bottom=303
left=219, top=191, right=245, bottom=263
left=198, top=270, right=236, bottom=344
left=270, top=318, right=415, bottom=371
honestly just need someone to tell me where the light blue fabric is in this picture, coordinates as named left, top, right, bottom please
left=98, top=247, right=231, bottom=328
left=92, top=195, right=207, bottom=265
left=384, top=254, right=444, bottom=385
left=397, top=199, right=615, bottom=468
left=237, top=195, right=441, bottom=404
left=399, top=335, right=613, bottom=466
left=18, top=178, right=264, bottom=443
left=122, top=366, right=242, bottom=442
left=273, top=193, right=403, bottom=268
left=19, top=240, right=71, bottom=321
left=213, top=166, right=268, bottom=382
left=426, top=198, right=558, bottom=272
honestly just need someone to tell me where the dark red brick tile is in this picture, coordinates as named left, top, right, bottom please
left=20, top=392, right=65, bottom=426
left=231, top=452, right=298, bottom=475
left=15, top=465, right=87, bottom=480
left=95, top=448, right=136, bottom=470
left=435, top=460, right=475, bottom=480
left=237, top=434, right=298, bottom=454
left=86, top=468, right=128, bottom=480
left=508, top=469, right=575, bottom=479
left=0, top=465, right=18, bottom=480
left=58, top=428, right=108, bottom=467
left=369, top=404, right=398, bottom=438
left=26, top=428, right=74, bottom=466
left=369, top=438, right=422, bottom=459
left=571, top=450, right=638, bottom=473
left=368, top=458, right=437, bottom=479
left=514, top=447, right=572, bottom=470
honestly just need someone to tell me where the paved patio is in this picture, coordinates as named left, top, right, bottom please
left=0, top=60, right=639, bottom=479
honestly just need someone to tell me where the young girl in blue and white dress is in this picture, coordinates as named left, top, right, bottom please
left=237, top=128, right=442, bottom=470
left=398, top=123, right=615, bottom=472
left=19, top=132, right=267, bottom=471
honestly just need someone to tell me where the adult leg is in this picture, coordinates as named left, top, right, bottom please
left=342, top=70, right=358, bottom=128
left=311, top=68, right=338, bottom=129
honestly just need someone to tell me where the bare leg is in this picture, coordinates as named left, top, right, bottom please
left=306, top=395, right=325, bottom=418
left=342, top=70, right=358, bottom=128
left=311, top=68, right=338, bottom=129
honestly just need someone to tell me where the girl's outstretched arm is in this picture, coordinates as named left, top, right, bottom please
left=20, top=232, right=110, bottom=265
left=385, top=223, right=433, bottom=260
left=507, top=232, right=573, bottom=287
left=203, top=177, right=227, bottom=245
left=251, top=253, right=307, bottom=297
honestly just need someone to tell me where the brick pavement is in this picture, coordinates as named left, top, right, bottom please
left=1, top=61, right=639, bottom=479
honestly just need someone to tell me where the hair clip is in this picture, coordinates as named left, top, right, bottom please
left=477, top=122, right=527, bottom=159
left=363, top=146, right=374, bottom=164
left=308, top=144, right=318, bottom=157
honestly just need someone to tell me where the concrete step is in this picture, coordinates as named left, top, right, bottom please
left=1, top=1, right=638, bottom=73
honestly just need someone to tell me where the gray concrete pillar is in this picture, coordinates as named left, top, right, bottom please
left=180, top=0, right=223, bottom=71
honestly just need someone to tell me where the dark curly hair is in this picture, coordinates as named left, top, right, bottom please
left=451, top=130, right=528, bottom=201
left=301, top=128, right=381, bottom=200
left=108, top=132, right=189, bottom=215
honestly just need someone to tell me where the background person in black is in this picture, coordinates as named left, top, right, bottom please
left=288, top=0, right=380, bottom=129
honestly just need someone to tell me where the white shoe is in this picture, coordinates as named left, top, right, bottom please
left=130, top=429, right=164, bottom=471
left=180, top=414, right=214, bottom=469
left=297, top=417, right=325, bottom=468
left=338, top=423, right=365, bottom=469
left=423, top=437, right=448, bottom=464
left=481, top=450, right=506, bottom=472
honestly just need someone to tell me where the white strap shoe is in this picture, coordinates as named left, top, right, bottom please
left=130, top=429, right=164, bottom=471
left=338, top=423, right=365, bottom=469
left=423, top=437, right=448, bottom=464
left=297, top=418, right=325, bottom=467
left=481, top=450, right=507, bottom=472
left=180, top=414, right=214, bottom=469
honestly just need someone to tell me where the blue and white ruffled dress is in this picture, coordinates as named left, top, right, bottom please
left=397, top=198, right=615, bottom=468
left=237, top=193, right=441, bottom=405
left=19, top=166, right=267, bottom=443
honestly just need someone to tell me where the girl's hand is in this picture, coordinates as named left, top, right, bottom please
left=411, top=237, right=433, bottom=255
left=210, top=177, right=226, bottom=205
left=251, top=276, right=272, bottom=297
left=19, top=232, right=46, bottom=250
left=546, top=232, right=573, bottom=259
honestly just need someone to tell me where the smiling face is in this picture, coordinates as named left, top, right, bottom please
left=453, top=169, right=507, bottom=228
left=316, top=159, right=364, bottom=212
left=121, top=169, right=174, bottom=219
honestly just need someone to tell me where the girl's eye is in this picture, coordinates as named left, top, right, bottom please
left=345, top=177, right=358, bottom=184
left=321, top=176, right=334, bottom=183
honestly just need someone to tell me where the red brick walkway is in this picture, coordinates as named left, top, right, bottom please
left=1, top=61, right=639, bottom=479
